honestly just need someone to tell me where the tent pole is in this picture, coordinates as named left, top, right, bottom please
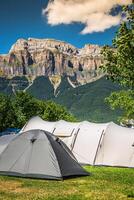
left=93, top=130, right=105, bottom=166
left=71, top=128, right=80, bottom=151
left=52, top=128, right=56, bottom=135
left=70, top=129, right=75, bottom=137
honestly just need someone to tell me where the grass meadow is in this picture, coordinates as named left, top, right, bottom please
left=0, top=166, right=134, bottom=200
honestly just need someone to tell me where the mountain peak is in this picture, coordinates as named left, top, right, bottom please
left=0, top=38, right=103, bottom=87
left=9, top=38, right=77, bottom=55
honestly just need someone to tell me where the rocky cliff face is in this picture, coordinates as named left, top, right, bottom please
left=0, top=38, right=103, bottom=91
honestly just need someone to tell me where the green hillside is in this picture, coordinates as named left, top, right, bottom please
left=28, top=76, right=54, bottom=100
left=53, top=77, right=122, bottom=123
left=0, top=76, right=122, bottom=123
left=0, top=77, right=28, bottom=95
left=56, top=76, right=72, bottom=95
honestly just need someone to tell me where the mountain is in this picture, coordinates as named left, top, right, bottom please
left=0, top=75, right=122, bottom=123
left=0, top=38, right=122, bottom=122
left=53, top=77, right=122, bottom=122
left=27, top=76, right=122, bottom=123
left=0, top=76, right=29, bottom=95
left=0, top=38, right=103, bottom=89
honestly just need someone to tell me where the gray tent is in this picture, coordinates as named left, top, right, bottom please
left=0, top=129, right=88, bottom=180
left=0, top=134, right=17, bottom=155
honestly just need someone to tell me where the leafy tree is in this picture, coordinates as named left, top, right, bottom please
left=0, top=94, right=16, bottom=131
left=105, top=90, right=134, bottom=123
left=39, top=100, right=76, bottom=122
left=0, top=92, right=76, bottom=131
left=12, top=91, right=40, bottom=128
left=101, top=5, right=134, bottom=125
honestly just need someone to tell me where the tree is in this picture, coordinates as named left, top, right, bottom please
left=105, top=90, right=134, bottom=123
left=0, top=92, right=76, bottom=131
left=12, top=91, right=40, bottom=128
left=0, top=94, right=16, bottom=131
left=39, top=100, right=76, bottom=122
left=101, top=4, right=134, bottom=125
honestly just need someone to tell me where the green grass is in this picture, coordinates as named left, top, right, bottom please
left=0, top=166, right=134, bottom=200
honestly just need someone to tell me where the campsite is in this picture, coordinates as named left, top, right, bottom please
left=0, top=117, right=134, bottom=200
left=0, top=1, right=134, bottom=200
left=21, top=116, right=134, bottom=168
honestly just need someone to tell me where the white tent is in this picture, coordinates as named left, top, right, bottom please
left=21, top=117, right=81, bottom=149
left=52, top=120, right=81, bottom=149
left=21, top=117, right=109, bottom=165
left=95, top=122, right=134, bottom=167
left=53, top=120, right=80, bottom=137
left=70, top=121, right=109, bottom=165
left=19, top=116, right=134, bottom=168
left=20, top=116, right=56, bottom=133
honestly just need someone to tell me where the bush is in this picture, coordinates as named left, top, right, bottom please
left=0, top=92, right=77, bottom=131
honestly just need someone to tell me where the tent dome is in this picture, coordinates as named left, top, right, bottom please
left=0, top=134, right=17, bottom=155
left=20, top=116, right=56, bottom=133
left=0, top=129, right=88, bottom=180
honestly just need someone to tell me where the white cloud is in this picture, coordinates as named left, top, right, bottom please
left=81, top=13, right=121, bottom=34
left=43, top=0, right=132, bottom=34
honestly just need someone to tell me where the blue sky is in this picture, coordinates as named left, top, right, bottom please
left=0, top=0, right=120, bottom=54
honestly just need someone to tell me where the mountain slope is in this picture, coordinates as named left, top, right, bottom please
left=53, top=77, right=122, bottom=122
left=28, top=76, right=54, bottom=100
left=0, top=76, right=122, bottom=122
left=0, top=76, right=28, bottom=95
left=0, top=38, right=123, bottom=123
left=0, top=38, right=103, bottom=86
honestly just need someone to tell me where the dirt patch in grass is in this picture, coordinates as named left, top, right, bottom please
left=0, top=180, right=40, bottom=194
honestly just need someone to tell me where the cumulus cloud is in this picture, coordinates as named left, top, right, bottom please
left=81, top=13, right=121, bottom=34
left=43, top=0, right=132, bottom=34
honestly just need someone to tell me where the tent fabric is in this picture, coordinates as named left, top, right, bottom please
left=19, top=116, right=134, bottom=168
left=52, top=121, right=108, bottom=163
left=95, top=123, right=134, bottom=168
left=0, top=129, right=88, bottom=180
left=21, top=117, right=80, bottom=137
left=71, top=121, right=108, bottom=165
left=53, top=120, right=80, bottom=137
left=46, top=132, right=88, bottom=177
left=20, top=116, right=56, bottom=133
left=0, top=134, right=17, bottom=155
